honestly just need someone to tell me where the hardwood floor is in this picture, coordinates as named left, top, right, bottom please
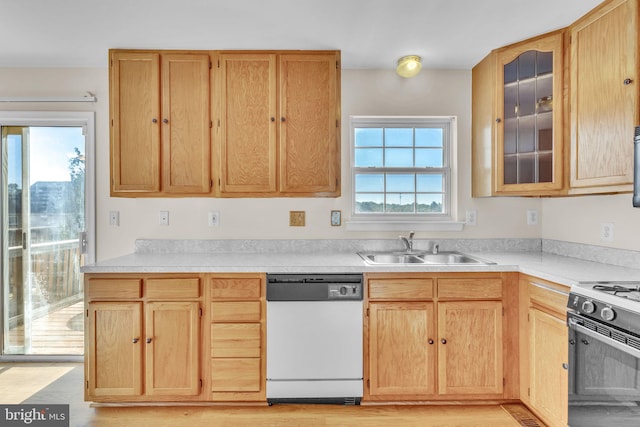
left=0, top=363, right=538, bottom=427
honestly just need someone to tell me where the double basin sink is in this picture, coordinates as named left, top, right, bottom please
left=358, top=251, right=495, bottom=265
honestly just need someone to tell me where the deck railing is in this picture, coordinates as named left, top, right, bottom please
left=7, top=238, right=83, bottom=321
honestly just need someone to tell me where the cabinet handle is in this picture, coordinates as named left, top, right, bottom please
left=428, top=339, right=434, bottom=345
left=281, top=117, right=286, bottom=122
left=163, top=118, right=169, bottom=124
left=581, top=338, right=589, bottom=345
left=152, top=118, right=158, bottom=124
left=495, top=118, right=502, bottom=123
left=441, top=338, right=447, bottom=344
left=132, top=338, right=139, bottom=343
left=624, top=78, right=633, bottom=85
left=562, top=363, right=569, bottom=370
left=146, top=338, right=152, bottom=344
left=271, top=117, right=275, bottom=122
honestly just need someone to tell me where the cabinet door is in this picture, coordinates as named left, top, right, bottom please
left=438, top=301, right=503, bottom=395
left=87, top=302, right=142, bottom=397
left=529, top=308, right=568, bottom=426
left=110, top=52, right=161, bottom=194
left=570, top=0, right=638, bottom=189
left=368, top=302, right=436, bottom=397
left=145, top=301, right=200, bottom=396
left=161, top=54, right=212, bottom=194
left=495, top=33, right=564, bottom=194
left=279, top=53, right=340, bottom=195
left=219, top=53, right=277, bottom=194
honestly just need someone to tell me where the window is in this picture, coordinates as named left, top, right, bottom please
left=349, top=116, right=459, bottom=230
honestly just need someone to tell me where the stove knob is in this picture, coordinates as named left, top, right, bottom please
left=339, top=286, right=348, bottom=296
left=581, top=300, right=596, bottom=314
left=601, top=306, right=616, bottom=322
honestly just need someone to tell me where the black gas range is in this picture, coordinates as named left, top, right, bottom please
left=566, top=281, right=640, bottom=426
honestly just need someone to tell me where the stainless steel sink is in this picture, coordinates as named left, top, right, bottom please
left=357, top=251, right=495, bottom=265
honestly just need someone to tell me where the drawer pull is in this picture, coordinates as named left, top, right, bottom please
left=146, top=338, right=153, bottom=344
left=441, top=338, right=447, bottom=344
left=132, top=338, right=139, bottom=344
left=428, top=339, right=434, bottom=345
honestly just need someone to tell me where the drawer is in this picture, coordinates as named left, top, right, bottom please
left=210, top=277, right=262, bottom=299
left=211, top=323, right=261, bottom=358
left=211, top=358, right=261, bottom=392
left=437, top=278, right=503, bottom=300
left=368, top=278, right=434, bottom=300
left=211, top=301, right=261, bottom=322
left=145, top=278, right=200, bottom=299
left=529, top=281, right=569, bottom=314
left=86, top=278, right=141, bottom=299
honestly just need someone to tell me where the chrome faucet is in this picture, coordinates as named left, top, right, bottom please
left=399, top=231, right=415, bottom=252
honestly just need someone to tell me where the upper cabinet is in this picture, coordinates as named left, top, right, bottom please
left=217, top=52, right=341, bottom=197
left=495, top=34, right=564, bottom=195
left=110, top=51, right=212, bottom=197
left=110, top=49, right=341, bottom=198
left=472, top=0, right=638, bottom=197
left=569, top=0, right=638, bottom=193
left=472, top=32, right=564, bottom=197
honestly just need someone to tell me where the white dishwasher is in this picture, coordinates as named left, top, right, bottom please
left=266, top=273, right=363, bottom=405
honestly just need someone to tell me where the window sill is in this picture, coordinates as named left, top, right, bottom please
left=345, top=220, right=465, bottom=232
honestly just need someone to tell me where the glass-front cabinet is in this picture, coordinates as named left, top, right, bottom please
left=494, top=32, right=564, bottom=194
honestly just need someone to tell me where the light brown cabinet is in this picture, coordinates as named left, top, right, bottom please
left=568, top=0, right=638, bottom=193
left=519, top=276, right=569, bottom=427
left=472, top=31, right=565, bottom=197
left=110, top=50, right=212, bottom=197
left=473, top=0, right=638, bottom=197
left=85, top=275, right=202, bottom=402
left=365, top=273, right=515, bottom=402
left=207, top=274, right=266, bottom=402
left=217, top=52, right=340, bottom=197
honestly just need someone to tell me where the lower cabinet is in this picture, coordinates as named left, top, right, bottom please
left=85, top=275, right=201, bottom=401
left=520, top=275, right=569, bottom=427
left=365, top=273, right=515, bottom=402
left=207, top=274, right=266, bottom=401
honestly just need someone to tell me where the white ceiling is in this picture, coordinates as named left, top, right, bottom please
left=0, top=0, right=602, bottom=70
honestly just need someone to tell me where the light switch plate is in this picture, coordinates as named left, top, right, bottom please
left=527, top=209, right=538, bottom=226
left=159, top=211, right=169, bottom=226
left=109, top=210, right=119, bottom=226
left=208, top=211, right=219, bottom=227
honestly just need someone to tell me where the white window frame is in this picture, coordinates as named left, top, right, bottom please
left=347, top=115, right=463, bottom=232
left=0, top=111, right=96, bottom=264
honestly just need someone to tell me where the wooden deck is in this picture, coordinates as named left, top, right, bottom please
left=7, top=301, right=84, bottom=355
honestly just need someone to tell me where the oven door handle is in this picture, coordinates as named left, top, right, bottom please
left=569, top=318, right=640, bottom=359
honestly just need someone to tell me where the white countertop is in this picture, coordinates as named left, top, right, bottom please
left=81, top=250, right=640, bottom=288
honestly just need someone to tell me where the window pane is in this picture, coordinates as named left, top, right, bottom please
left=417, top=174, right=443, bottom=192
left=355, top=193, right=384, bottom=213
left=385, top=148, right=413, bottom=167
left=417, top=194, right=443, bottom=213
left=386, top=174, right=414, bottom=192
left=386, top=193, right=415, bottom=213
left=415, top=128, right=442, bottom=147
left=385, top=128, right=413, bottom=147
left=415, top=148, right=443, bottom=167
left=354, top=148, right=382, bottom=167
left=355, top=174, right=384, bottom=192
left=354, top=128, right=383, bottom=147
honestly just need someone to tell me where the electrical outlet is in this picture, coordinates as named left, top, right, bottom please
left=109, top=210, right=119, bottom=226
left=600, top=223, right=614, bottom=242
left=208, top=211, right=220, bottom=227
left=527, top=209, right=538, bottom=226
left=289, top=211, right=305, bottom=227
left=159, top=211, right=169, bottom=226
left=465, top=210, right=477, bottom=226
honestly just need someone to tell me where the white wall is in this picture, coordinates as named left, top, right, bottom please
left=1, top=66, right=550, bottom=262
left=542, top=194, right=640, bottom=251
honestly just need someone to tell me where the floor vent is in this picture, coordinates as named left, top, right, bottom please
left=501, top=404, right=545, bottom=427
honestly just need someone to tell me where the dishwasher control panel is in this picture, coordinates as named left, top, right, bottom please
left=328, top=283, right=362, bottom=300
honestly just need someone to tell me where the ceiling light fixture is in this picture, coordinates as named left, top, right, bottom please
left=396, top=55, right=422, bottom=78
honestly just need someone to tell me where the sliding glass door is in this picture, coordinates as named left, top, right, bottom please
left=1, top=113, right=94, bottom=356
